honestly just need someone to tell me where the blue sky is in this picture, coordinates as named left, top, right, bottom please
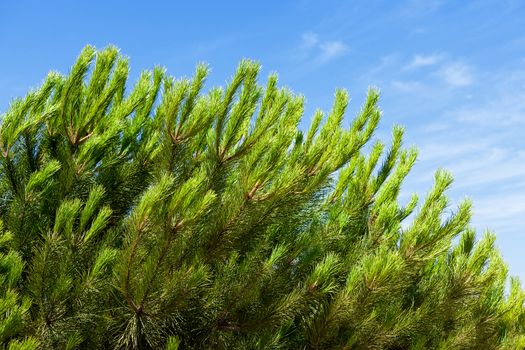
left=1, top=0, right=524, bottom=278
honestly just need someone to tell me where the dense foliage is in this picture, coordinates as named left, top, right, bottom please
left=0, top=46, right=524, bottom=349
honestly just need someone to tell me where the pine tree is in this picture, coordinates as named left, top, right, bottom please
left=0, top=45, right=523, bottom=349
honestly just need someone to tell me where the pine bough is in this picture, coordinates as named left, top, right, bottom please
left=0, top=46, right=523, bottom=349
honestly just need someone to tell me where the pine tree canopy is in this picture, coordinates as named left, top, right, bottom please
left=0, top=45, right=524, bottom=349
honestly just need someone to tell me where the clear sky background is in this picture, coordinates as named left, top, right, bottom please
left=1, top=1, right=524, bottom=279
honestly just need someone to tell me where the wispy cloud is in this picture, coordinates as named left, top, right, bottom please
left=447, top=85, right=525, bottom=127
left=421, top=122, right=450, bottom=133
left=473, top=190, right=525, bottom=234
left=301, top=32, right=319, bottom=49
left=319, top=41, right=348, bottom=62
left=296, top=32, right=349, bottom=64
left=450, top=100, right=525, bottom=127
left=362, top=53, right=477, bottom=100
left=391, top=80, right=424, bottom=92
left=418, top=143, right=525, bottom=189
left=404, top=53, right=444, bottom=70
left=437, top=61, right=474, bottom=87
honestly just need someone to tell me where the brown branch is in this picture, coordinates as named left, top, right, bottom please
left=78, top=130, right=94, bottom=143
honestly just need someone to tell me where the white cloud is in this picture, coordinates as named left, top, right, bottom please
left=391, top=80, right=424, bottom=92
left=448, top=91, right=525, bottom=127
left=404, top=53, right=444, bottom=70
left=421, top=122, right=450, bottom=133
left=301, top=32, right=319, bottom=49
left=319, top=41, right=348, bottom=61
left=417, top=139, right=491, bottom=162
left=437, top=62, right=474, bottom=87
left=473, top=191, right=525, bottom=231
left=296, top=32, right=349, bottom=64
left=444, top=147, right=525, bottom=189
left=413, top=134, right=525, bottom=189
